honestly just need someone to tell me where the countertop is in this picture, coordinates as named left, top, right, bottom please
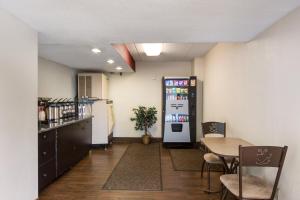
left=38, top=115, right=93, bottom=134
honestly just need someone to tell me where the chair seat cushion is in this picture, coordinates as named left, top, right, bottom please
left=204, top=153, right=223, bottom=164
left=220, top=174, right=273, bottom=199
left=203, top=153, right=232, bottom=164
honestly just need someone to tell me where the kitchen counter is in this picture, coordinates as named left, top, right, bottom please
left=38, top=115, right=93, bottom=134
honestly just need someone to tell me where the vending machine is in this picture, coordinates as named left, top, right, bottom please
left=162, top=76, right=197, bottom=147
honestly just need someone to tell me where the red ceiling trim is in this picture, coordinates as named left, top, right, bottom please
left=112, top=44, right=136, bottom=72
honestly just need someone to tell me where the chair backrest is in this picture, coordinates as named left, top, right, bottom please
left=238, top=145, right=288, bottom=200
left=202, top=122, right=226, bottom=137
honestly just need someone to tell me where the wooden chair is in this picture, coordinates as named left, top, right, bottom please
left=201, top=122, right=227, bottom=192
left=220, top=145, right=288, bottom=200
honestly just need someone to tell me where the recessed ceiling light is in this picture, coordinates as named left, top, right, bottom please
left=142, top=43, right=162, bottom=56
left=91, top=48, right=101, bottom=54
left=116, top=66, right=123, bottom=70
left=107, top=59, right=114, bottom=64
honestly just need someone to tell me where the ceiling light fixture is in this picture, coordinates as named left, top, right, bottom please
left=91, top=48, right=101, bottom=54
left=142, top=43, right=162, bottom=56
left=107, top=59, right=114, bottom=64
left=116, top=66, right=123, bottom=70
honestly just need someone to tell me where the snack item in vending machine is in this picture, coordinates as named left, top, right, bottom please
left=181, top=115, right=184, bottom=122
left=174, top=80, right=178, bottom=86
left=169, top=80, right=173, bottom=86
left=178, top=80, right=183, bottom=86
left=172, top=114, right=176, bottom=122
left=172, top=88, right=176, bottom=94
left=183, top=80, right=188, bottom=86
left=176, top=88, right=181, bottom=93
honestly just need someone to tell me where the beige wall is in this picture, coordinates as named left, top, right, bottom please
left=0, top=9, right=38, bottom=200
left=203, top=8, right=300, bottom=199
left=193, top=57, right=205, bottom=81
left=38, top=57, right=77, bottom=98
left=109, top=61, right=192, bottom=138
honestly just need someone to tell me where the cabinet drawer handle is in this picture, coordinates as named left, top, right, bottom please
left=42, top=151, right=47, bottom=156
left=43, top=134, right=47, bottom=139
left=43, top=173, right=47, bottom=177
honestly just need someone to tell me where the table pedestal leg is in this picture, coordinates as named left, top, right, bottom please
left=220, top=157, right=238, bottom=174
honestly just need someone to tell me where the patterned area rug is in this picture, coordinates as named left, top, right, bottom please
left=169, top=148, right=224, bottom=171
left=103, top=143, right=162, bottom=191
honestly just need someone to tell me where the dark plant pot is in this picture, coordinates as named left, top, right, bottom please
left=142, top=134, right=151, bottom=145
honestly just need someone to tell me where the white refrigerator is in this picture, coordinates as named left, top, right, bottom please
left=92, top=100, right=115, bottom=146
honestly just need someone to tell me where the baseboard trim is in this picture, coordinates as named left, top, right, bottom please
left=163, top=142, right=196, bottom=148
left=91, top=144, right=107, bottom=149
left=113, top=137, right=162, bottom=143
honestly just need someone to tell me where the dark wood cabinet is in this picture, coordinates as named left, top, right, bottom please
left=38, top=130, right=56, bottom=191
left=38, top=118, right=92, bottom=191
left=56, top=119, right=92, bottom=176
left=38, top=158, right=56, bottom=190
left=76, top=119, right=92, bottom=160
left=57, top=124, right=74, bottom=176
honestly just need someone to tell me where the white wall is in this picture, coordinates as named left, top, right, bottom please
left=203, top=8, right=300, bottom=200
left=109, top=61, right=192, bottom=138
left=0, top=9, right=38, bottom=200
left=38, top=57, right=77, bottom=98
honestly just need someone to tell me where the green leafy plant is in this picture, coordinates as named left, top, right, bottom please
left=130, top=106, right=158, bottom=135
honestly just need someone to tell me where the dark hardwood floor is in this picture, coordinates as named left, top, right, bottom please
left=39, top=143, right=233, bottom=200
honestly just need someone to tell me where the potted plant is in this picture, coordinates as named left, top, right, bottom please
left=130, top=106, right=158, bottom=144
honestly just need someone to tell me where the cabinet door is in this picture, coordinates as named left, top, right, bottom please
left=57, top=125, right=74, bottom=176
left=78, top=76, right=86, bottom=98
left=38, top=159, right=56, bottom=191
left=85, top=118, right=92, bottom=148
left=81, top=119, right=92, bottom=156
left=85, top=76, right=92, bottom=98
left=38, top=130, right=56, bottom=166
left=75, top=120, right=91, bottom=160
left=71, top=122, right=84, bottom=162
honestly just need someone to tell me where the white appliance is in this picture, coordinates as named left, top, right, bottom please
left=92, top=100, right=114, bottom=145
left=78, top=73, right=114, bottom=146
left=162, top=76, right=197, bottom=146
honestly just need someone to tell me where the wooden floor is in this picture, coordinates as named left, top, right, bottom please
left=39, top=143, right=233, bottom=200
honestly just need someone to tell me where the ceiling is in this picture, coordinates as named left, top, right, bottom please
left=0, top=0, right=299, bottom=71
left=127, top=43, right=216, bottom=62
left=38, top=44, right=132, bottom=72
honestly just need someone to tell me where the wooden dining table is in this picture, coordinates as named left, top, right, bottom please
left=200, top=137, right=252, bottom=174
